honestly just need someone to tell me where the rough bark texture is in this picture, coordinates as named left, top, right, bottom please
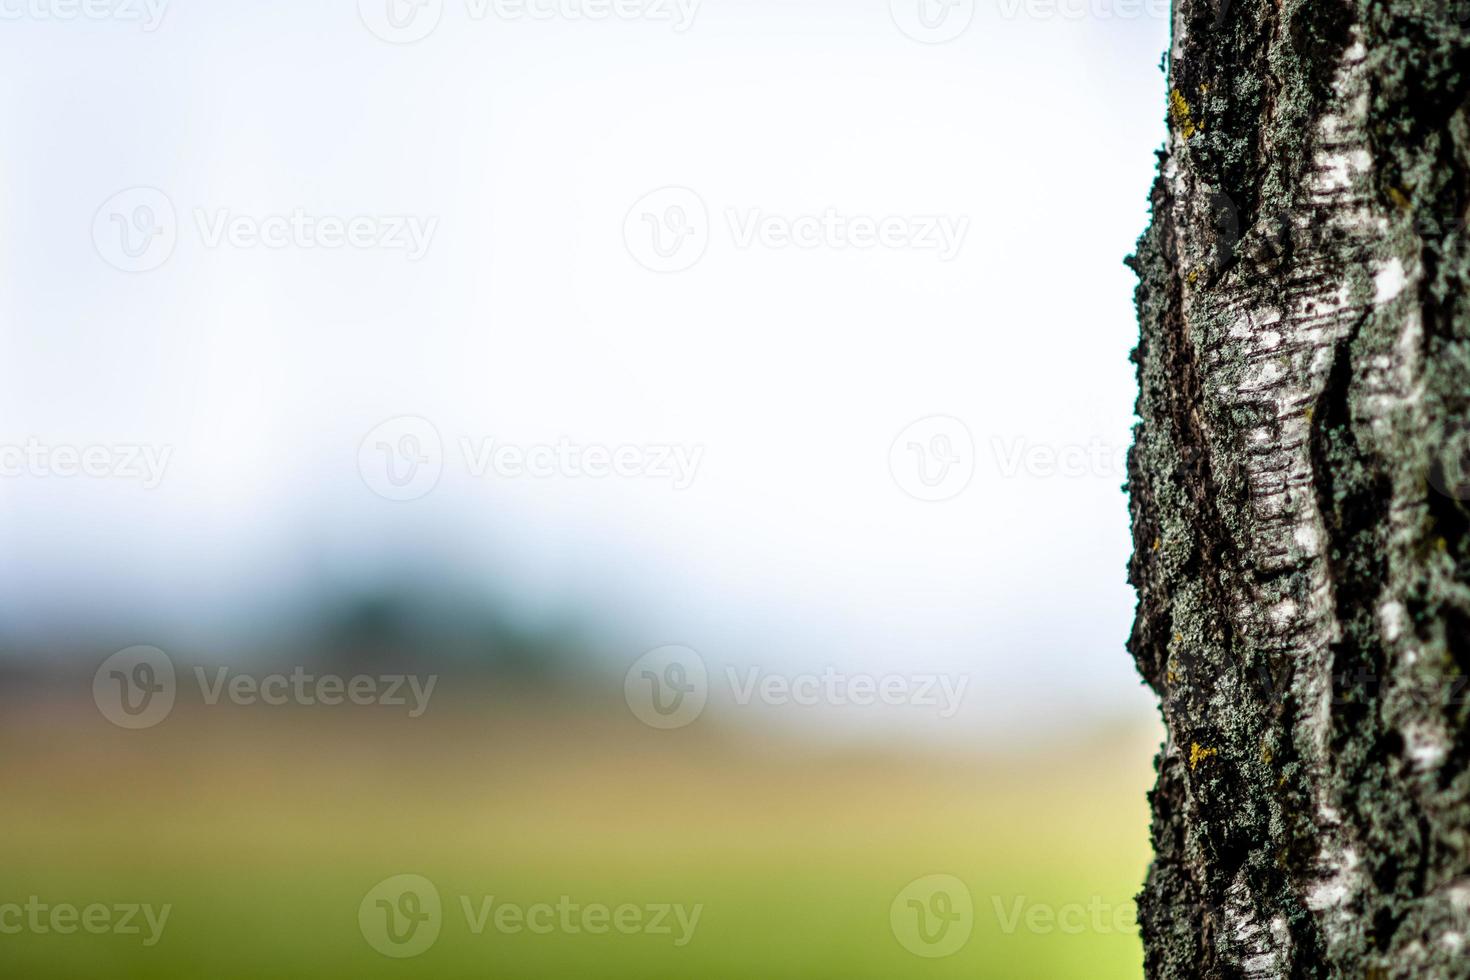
left=1127, top=1, right=1470, bottom=976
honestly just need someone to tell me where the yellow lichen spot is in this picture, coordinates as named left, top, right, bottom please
left=1186, top=266, right=1201, bottom=285
left=1189, top=743, right=1218, bottom=771
left=1261, top=744, right=1273, bottom=765
left=1304, top=406, right=1314, bottom=422
left=1169, top=89, right=1197, bottom=140
left=1200, top=83, right=1210, bottom=94
left=1173, top=633, right=1183, bottom=645
left=1387, top=186, right=1411, bottom=211
left=1152, top=537, right=1161, bottom=552
left=1438, top=537, right=1449, bottom=552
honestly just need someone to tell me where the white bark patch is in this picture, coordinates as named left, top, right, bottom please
left=1374, top=258, right=1407, bottom=304
left=1379, top=600, right=1408, bottom=643
left=1225, top=874, right=1288, bottom=979
left=1268, top=598, right=1300, bottom=629
left=1306, top=846, right=1361, bottom=912
left=1225, top=28, right=1373, bottom=957
left=1403, top=719, right=1449, bottom=772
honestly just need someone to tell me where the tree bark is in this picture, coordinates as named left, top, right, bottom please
left=1127, top=1, right=1470, bottom=976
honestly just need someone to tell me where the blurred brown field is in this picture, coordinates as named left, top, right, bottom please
left=0, top=685, right=1159, bottom=978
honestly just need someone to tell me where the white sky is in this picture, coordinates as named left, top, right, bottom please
left=0, top=0, right=1170, bottom=737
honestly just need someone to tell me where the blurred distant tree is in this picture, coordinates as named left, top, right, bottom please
left=314, top=586, right=583, bottom=681
left=1127, top=1, right=1470, bottom=975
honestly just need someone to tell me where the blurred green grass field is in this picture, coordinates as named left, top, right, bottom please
left=0, top=690, right=1157, bottom=978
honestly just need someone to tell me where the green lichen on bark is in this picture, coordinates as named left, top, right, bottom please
left=1128, top=0, right=1470, bottom=976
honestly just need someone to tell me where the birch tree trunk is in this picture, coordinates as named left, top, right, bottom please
left=1127, top=1, right=1470, bottom=976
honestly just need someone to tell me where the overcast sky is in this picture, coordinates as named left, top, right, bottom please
left=0, top=0, right=1170, bottom=737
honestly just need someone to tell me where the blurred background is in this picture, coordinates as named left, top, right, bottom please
left=0, top=0, right=1168, bottom=975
